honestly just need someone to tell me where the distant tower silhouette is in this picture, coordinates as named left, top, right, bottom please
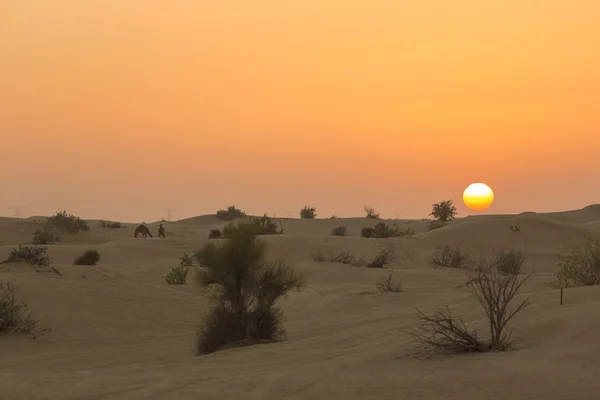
left=8, top=206, right=26, bottom=218
left=161, top=209, right=176, bottom=221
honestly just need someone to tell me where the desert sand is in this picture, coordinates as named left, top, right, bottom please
left=1, top=206, right=600, bottom=400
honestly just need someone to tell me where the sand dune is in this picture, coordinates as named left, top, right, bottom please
left=1, top=208, right=600, bottom=399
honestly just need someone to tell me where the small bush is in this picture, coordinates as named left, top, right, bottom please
left=300, top=206, right=317, bottom=219
left=364, top=206, right=380, bottom=219
left=99, top=220, right=122, bottom=228
left=0, top=278, right=37, bottom=335
left=331, top=226, right=347, bottom=236
left=166, top=265, right=189, bottom=285
left=180, top=252, right=193, bottom=267
left=47, top=210, right=89, bottom=234
left=396, top=227, right=415, bottom=237
left=430, top=200, right=457, bottom=222
left=371, top=222, right=396, bottom=238
left=376, top=270, right=401, bottom=293
left=208, top=229, right=223, bottom=239
left=312, top=250, right=357, bottom=265
left=74, top=249, right=100, bottom=266
left=329, top=215, right=338, bottom=219
left=495, top=249, right=524, bottom=275
left=430, top=244, right=469, bottom=269
left=365, top=249, right=395, bottom=268
left=555, top=240, right=600, bottom=287
left=195, top=234, right=305, bottom=354
left=216, top=205, right=247, bottom=221
left=224, top=215, right=283, bottom=237
left=361, top=227, right=374, bottom=237
left=427, top=221, right=447, bottom=231
left=31, top=229, right=61, bottom=245
left=1, top=245, right=51, bottom=267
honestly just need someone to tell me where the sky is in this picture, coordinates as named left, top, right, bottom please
left=1, top=0, right=599, bottom=222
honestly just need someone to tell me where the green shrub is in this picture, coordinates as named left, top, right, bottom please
left=195, top=233, right=305, bottom=354
left=300, top=206, right=317, bottom=219
left=0, top=278, right=37, bottom=335
left=430, top=200, right=457, bottom=222
left=166, top=265, right=189, bottom=285
left=74, top=249, right=100, bottom=266
left=216, top=205, right=247, bottom=221
left=331, top=226, right=347, bottom=236
left=31, top=229, right=61, bottom=245
left=1, top=245, right=51, bottom=267
left=180, top=252, right=193, bottom=267
left=47, top=210, right=89, bottom=234
left=555, top=240, right=600, bottom=287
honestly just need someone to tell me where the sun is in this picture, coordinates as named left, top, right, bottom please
left=463, top=183, right=494, bottom=211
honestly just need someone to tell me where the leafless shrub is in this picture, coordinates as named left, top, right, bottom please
left=430, top=243, right=469, bottom=269
left=364, top=249, right=395, bottom=268
left=555, top=240, right=600, bottom=287
left=330, top=251, right=356, bottom=264
left=364, top=206, right=380, bottom=219
left=0, top=278, right=37, bottom=335
left=376, top=270, right=402, bottom=293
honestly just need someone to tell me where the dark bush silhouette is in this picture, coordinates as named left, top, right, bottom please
left=361, top=227, right=374, bottom=237
left=194, top=234, right=305, bottom=354
left=360, top=222, right=413, bottom=238
left=1, top=245, right=51, bottom=267
left=331, top=226, right=347, bottom=236
left=364, top=206, right=380, bottom=219
left=430, top=244, right=469, bottom=269
left=223, top=215, right=283, bottom=237
left=0, top=278, right=37, bottom=335
left=166, top=266, right=189, bottom=285
left=208, top=229, right=223, bottom=239
left=180, top=252, right=193, bottom=267
left=99, top=220, right=123, bottom=228
left=555, top=240, right=600, bottom=287
left=74, top=249, right=100, bottom=265
left=216, top=205, right=247, bottom=221
left=427, top=221, right=447, bottom=231
left=300, top=206, right=317, bottom=219
left=47, top=210, right=89, bottom=234
left=495, top=249, right=525, bottom=275
left=31, top=229, right=61, bottom=245
left=430, top=200, right=457, bottom=222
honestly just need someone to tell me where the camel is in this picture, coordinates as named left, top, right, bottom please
left=134, top=224, right=153, bottom=238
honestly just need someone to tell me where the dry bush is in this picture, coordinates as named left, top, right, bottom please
left=311, top=250, right=357, bottom=265
left=495, top=249, right=524, bottom=275
left=31, top=229, right=61, bottom=245
left=74, top=249, right=100, bottom=266
left=364, top=206, right=380, bottom=219
left=364, top=249, right=395, bottom=268
left=430, top=200, right=457, bottom=222
left=216, top=205, right=247, bottom=221
left=331, top=226, right=347, bottom=236
left=208, top=229, right=223, bottom=239
left=166, top=265, right=189, bottom=285
left=0, top=278, right=37, bottom=335
left=180, top=252, right=193, bottom=267
left=376, top=270, right=402, bottom=293
left=554, top=240, right=600, bottom=287
left=47, top=210, right=89, bottom=234
left=361, top=222, right=414, bottom=238
left=410, top=259, right=533, bottom=353
left=427, top=221, right=447, bottom=231
left=99, top=220, right=123, bottom=228
left=311, top=250, right=327, bottom=262
left=1, top=245, right=51, bottom=267
left=361, top=227, right=374, bottom=237
left=223, top=215, right=283, bottom=237
left=300, top=206, right=317, bottom=219
left=430, top=243, right=469, bottom=269
left=195, top=234, right=305, bottom=354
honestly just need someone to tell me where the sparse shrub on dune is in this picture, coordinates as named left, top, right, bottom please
left=494, top=249, right=525, bottom=275
left=427, top=221, right=447, bottom=231
left=1, top=245, right=51, bottom=267
left=47, top=210, right=89, bottom=234
left=361, top=227, right=374, bottom=238
left=554, top=240, right=600, bottom=287
left=360, top=222, right=414, bottom=238
left=364, top=206, right=380, bottom=219
left=31, top=229, right=61, bottom=245
left=194, top=233, right=305, bottom=355
left=208, top=229, right=223, bottom=239
left=312, top=248, right=396, bottom=268
left=430, top=200, right=457, bottom=222
left=73, top=249, right=100, bottom=266
left=363, top=249, right=395, bottom=268
left=180, top=252, right=193, bottom=267
left=331, top=226, right=347, bottom=236
left=0, top=278, right=37, bottom=335
left=216, top=205, right=247, bottom=221
left=430, top=243, right=469, bottom=269
left=329, top=215, right=338, bottom=219
left=300, top=206, right=317, bottom=219
left=376, top=270, right=402, bottom=293
left=98, top=220, right=123, bottom=228
left=166, top=265, right=189, bottom=285
left=409, top=254, right=533, bottom=353
left=223, top=214, right=283, bottom=237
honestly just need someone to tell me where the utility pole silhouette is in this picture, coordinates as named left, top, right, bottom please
left=161, top=209, right=176, bottom=221
left=8, top=206, right=26, bottom=218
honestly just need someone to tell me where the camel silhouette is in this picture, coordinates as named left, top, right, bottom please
left=134, top=224, right=153, bottom=238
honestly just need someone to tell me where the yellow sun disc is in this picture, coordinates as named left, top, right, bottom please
left=463, top=183, right=494, bottom=211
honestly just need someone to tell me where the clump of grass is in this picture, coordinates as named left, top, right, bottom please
left=331, top=226, right=347, bottom=236
left=364, top=249, right=395, bottom=268
left=0, top=278, right=37, bottom=335
left=194, top=233, right=305, bottom=354
left=166, top=265, right=189, bottom=285
left=1, top=245, right=51, bottom=267
left=311, top=250, right=356, bottom=265
left=300, top=206, right=317, bottom=219
left=216, top=205, right=247, bottom=221
left=430, top=243, right=469, bottom=269
left=208, top=229, right=223, bottom=239
left=554, top=240, right=600, bottom=287
left=180, top=252, right=193, bottom=267
left=223, top=215, right=284, bottom=237
left=376, top=270, right=402, bottom=293
left=47, top=210, right=89, bottom=234
left=31, top=229, right=61, bottom=245
left=427, top=221, right=447, bottom=231
left=99, top=220, right=123, bottom=228
left=74, top=249, right=100, bottom=266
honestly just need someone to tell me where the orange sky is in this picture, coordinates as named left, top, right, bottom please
left=1, top=0, right=599, bottom=221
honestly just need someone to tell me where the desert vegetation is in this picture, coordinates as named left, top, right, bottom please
left=165, top=252, right=194, bottom=285
left=0, top=278, right=37, bottom=335
left=1, top=245, right=51, bottom=267
left=216, top=205, right=247, bottom=221
left=74, top=249, right=100, bottom=266
left=47, top=210, right=89, bottom=234
left=208, top=229, right=223, bottom=239
left=364, top=206, right=380, bottom=219
left=99, top=220, right=123, bottom=228
left=361, top=222, right=415, bottom=238
left=430, top=200, right=457, bottom=223
left=194, top=231, right=305, bottom=354
left=554, top=240, right=600, bottom=287
left=430, top=243, right=470, bottom=269
left=410, top=251, right=533, bottom=353
left=376, top=270, right=402, bottom=293
left=223, top=215, right=283, bottom=237
left=312, top=249, right=395, bottom=268
left=31, top=229, right=61, bottom=245
left=300, top=206, right=317, bottom=219
left=331, top=226, right=347, bottom=236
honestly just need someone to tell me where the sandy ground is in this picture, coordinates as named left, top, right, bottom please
left=1, top=206, right=600, bottom=400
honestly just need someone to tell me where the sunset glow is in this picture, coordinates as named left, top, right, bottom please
left=463, top=183, right=495, bottom=211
